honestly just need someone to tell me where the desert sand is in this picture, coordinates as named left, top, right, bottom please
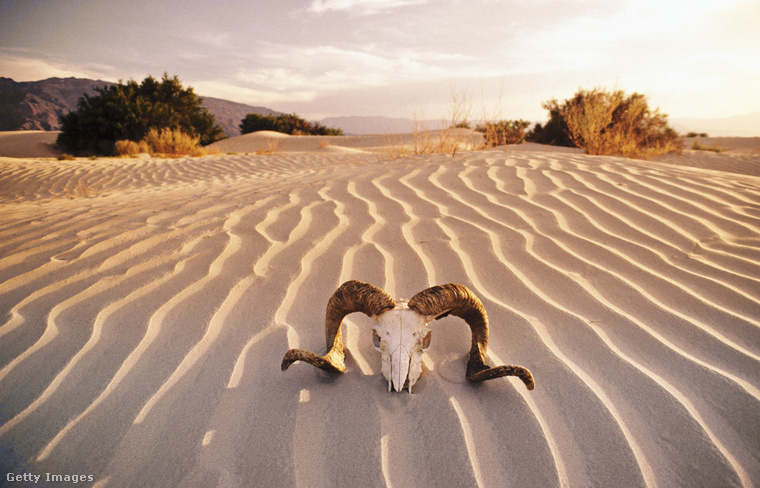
left=1, top=132, right=759, bottom=487
left=0, top=132, right=61, bottom=159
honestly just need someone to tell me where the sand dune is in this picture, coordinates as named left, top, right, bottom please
left=0, top=132, right=61, bottom=159
left=1, top=144, right=759, bottom=487
left=207, top=128, right=484, bottom=155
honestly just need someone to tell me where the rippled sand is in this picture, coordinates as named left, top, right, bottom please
left=1, top=144, right=759, bottom=487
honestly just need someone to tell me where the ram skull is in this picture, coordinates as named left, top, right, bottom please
left=281, top=280, right=535, bottom=393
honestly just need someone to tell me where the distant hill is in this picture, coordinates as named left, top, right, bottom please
left=670, top=112, right=760, bottom=138
left=200, top=97, right=280, bottom=137
left=0, top=77, right=105, bottom=131
left=0, top=77, right=281, bottom=137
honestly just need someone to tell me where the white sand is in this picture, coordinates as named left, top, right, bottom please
left=1, top=135, right=759, bottom=487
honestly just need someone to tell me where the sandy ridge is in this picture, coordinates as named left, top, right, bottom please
left=1, top=148, right=759, bottom=487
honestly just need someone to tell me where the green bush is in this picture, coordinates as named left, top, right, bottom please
left=476, top=119, right=530, bottom=147
left=239, top=112, right=343, bottom=136
left=57, top=74, right=224, bottom=155
left=550, top=88, right=681, bottom=158
left=526, top=100, right=576, bottom=147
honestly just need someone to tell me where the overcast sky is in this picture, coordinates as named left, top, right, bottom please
left=1, top=0, right=758, bottom=122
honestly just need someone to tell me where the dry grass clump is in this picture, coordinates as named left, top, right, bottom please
left=144, top=128, right=208, bottom=157
left=384, top=92, right=482, bottom=159
left=114, top=128, right=216, bottom=158
left=255, top=138, right=280, bottom=155
left=383, top=127, right=481, bottom=159
left=560, top=88, right=681, bottom=158
left=476, top=119, right=530, bottom=147
left=691, top=140, right=727, bottom=153
left=114, top=139, right=151, bottom=156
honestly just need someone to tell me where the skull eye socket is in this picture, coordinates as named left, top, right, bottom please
left=422, top=330, right=432, bottom=350
left=372, top=329, right=381, bottom=350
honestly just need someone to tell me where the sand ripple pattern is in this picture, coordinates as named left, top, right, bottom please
left=1, top=151, right=759, bottom=487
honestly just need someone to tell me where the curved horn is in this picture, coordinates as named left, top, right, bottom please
left=281, top=280, right=396, bottom=374
left=408, top=284, right=534, bottom=390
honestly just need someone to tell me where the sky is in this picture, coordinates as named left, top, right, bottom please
left=1, top=0, right=758, bottom=123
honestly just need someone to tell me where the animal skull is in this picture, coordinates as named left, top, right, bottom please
left=371, top=301, right=433, bottom=392
left=281, top=280, right=535, bottom=393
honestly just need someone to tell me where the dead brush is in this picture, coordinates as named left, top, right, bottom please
left=382, top=92, right=482, bottom=159
left=114, top=139, right=151, bottom=157
left=114, top=128, right=211, bottom=158
left=560, top=87, right=682, bottom=158
left=255, top=138, right=280, bottom=155
left=691, top=141, right=727, bottom=153
left=145, top=128, right=207, bottom=157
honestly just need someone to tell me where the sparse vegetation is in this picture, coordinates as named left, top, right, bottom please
left=542, top=87, right=681, bottom=158
left=57, top=74, right=224, bottom=155
left=114, top=139, right=150, bottom=156
left=255, top=138, right=281, bottom=155
left=57, top=153, right=75, bottom=161
left=687, top=132, right=709, bottom=138
left=476, top=119, right=530, bottom=147
left=144, top=127, right=207, bottom=156
left=115, top=128, right=216, bottom=157
left=383, top=91, right=482, bottom=159
left=239, top=112, right=343, bottom=136
left=383, top=125, right=481, bottom=159
left=691, top=141, right=727, bottom=153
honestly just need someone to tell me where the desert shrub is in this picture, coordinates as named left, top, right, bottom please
left=686, top=132, right=709, bottom=138
left=239, top=112, right=343, bottom=136
left=57, top=74, right=223, bottom=155
left=476, top=119, right=530, bottom=147
left=691, top=141, right=726, bottom=153
left=555, top=88, right=681, bottom=158
left=527, top=100, right=576, bottom=147
left=144, top=127, right=204, bottom=156
left=114, top=139, right=150, bottom=156
left=115, top=128, right=208, bottom=157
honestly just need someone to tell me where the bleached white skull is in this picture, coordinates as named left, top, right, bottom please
left=281, top=280, right=536, bottom=393
left=371, top=301, right=433, bottom=392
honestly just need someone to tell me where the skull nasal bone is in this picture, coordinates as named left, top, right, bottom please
left=391, top=343, right=411, bottom=392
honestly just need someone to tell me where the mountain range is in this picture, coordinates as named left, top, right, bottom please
left=1, top=77, right=758, bottom=137
left=0, top=77, right=280, bottom=137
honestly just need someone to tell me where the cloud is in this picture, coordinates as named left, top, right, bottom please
left=190, top=79, right=317, bottom=106
left=1, top=0, right=756, bottom=121
left=308, top=0, right=427, bottom=14
left=0, top=49, right=118, bottom=82
left=250, top=43, right=475, bottom=89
